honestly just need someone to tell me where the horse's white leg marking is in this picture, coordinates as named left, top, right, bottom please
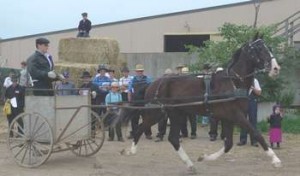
left=178, top=146, right=194, bottom=168
left=202, top=146, right=225, bottom=161
left=266, top=148, right=282, bottom=168
left=130, top=142, right=137, bottom=154
left=123, top=142, right=137, bottom=155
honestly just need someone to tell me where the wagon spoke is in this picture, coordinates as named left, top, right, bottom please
left=78, top=141, right=82, bottom=155
left=32, top=122, right=46, bottom=138
left=10, top=129, right=26, bottom=138
left=13, top=143, right=27, bottom=159
left=31, top=114, right=39, bottom=137
left=15, top=123, right=25, bottom=137
left=20, top=143, right=29, bottom=164
left=10, top=142, right=25, bottom=150
left=32, top=141, right=51, bottom=151
left=33, top=129, right=51, bottom=140
left=86, top=139, right=95, bottom=151
left=84, top=140, right=88, bottom=155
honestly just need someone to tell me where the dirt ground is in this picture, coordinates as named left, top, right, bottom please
left=0, top=117, right=300, bottom=176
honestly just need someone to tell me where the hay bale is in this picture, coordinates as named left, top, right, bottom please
left=58, top=38, right=120, bottom=65
left=55, top=61, right=98, bottom=87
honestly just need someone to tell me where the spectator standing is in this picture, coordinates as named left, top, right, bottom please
left=119, top=66, right=133, bottom=102
left=19, top=61, right=33, bottom=87
left=77, top=12, right=92, bottom=37
left=179, top=67, right=197, bottom=139
left=237, top=78, right=262, bottom=147
left=127, top=64, right=152, bottom=139
left=105, top=82, right=124, bottom=142
left=92, top=65, right=111, bottom=115
left=267, top=105, right=283, bottom=149
left=108, top=68, right=118, bottom=82
left=5, top=74, right=25, bottom=137
left=155, top=68, right=173, bottom=142
left=56, top=71, right=76, bottom=96
left=175, top=63, right=185, bottom=74
left=3, top=69, right=15, bottom=89
left=27, top=38, right=58, bottom=96
left=208, top=67, right=225, bottom=141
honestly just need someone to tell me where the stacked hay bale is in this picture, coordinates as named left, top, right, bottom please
left=55, top=38, right=120, bottom=86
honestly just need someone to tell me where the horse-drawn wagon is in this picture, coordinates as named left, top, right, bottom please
left=7, top=89, right=105, bottom=167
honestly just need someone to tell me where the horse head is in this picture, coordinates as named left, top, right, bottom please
left=243, top=34, right=280, bottom=77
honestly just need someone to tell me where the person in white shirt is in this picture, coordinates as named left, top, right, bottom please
left=119, top=66, right=133, bottom=102
left=3, top=69, right=16, bottom=88
left=19, top=61, right=33, bottom=87
left=237, top=78, right=262, bottom=147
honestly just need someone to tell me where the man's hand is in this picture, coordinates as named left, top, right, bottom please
left=91, top=91, right=97, bottom=98
left=58, top=74, right=65, bottom=81
left=48, top=71, right=57, bottom=79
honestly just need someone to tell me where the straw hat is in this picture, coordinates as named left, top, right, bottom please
left=176, top=63, right=185, bottom=69
left=164, top=68, right=173, bottom=74
left=182, top=67, right=189, bottom=73
left=135, top=64, right=144, bottom=71
left=216, top=67, right=224, bottom=72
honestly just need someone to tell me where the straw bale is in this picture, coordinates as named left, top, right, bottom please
left=58, top=38, right=120, bottom=65
left=55, top=61, right=98, bottom=87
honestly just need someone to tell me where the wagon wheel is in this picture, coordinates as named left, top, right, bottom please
left=7, top=112, right=54, bottom=168
left=70, top=110, right=105, bottom=157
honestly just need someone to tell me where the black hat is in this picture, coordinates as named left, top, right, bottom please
left=108, top=69, right=115, bottom=73
left=203, top=63, right=211, bottom=70
left=36, top=38, right=50, bottom=45
left=121, top=66, right=129, bottom=72
left=81, top=12, right=88, bottom=17
left=97, top=64, right=108, bottom=72
left=80, top=71, right=92, bottom=78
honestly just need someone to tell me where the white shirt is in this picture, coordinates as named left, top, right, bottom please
left=44, top=53, right=53, bottom=70
left=3, top=76, right=12, bottom=88
left=249, top=78, right=261, bottom=95
left=119, top=75, right=133, bottom=93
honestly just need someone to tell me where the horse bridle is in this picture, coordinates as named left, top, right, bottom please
left=228, top=39, right=274, bottom=81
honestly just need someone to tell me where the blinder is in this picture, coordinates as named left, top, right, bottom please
left=244, top=39, right=272, bottom=71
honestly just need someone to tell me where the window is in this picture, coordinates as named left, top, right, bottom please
left=164, top=34, right=210, bottom=52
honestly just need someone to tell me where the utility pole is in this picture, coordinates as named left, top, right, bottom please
left=253, top=0, right=261, bottom=28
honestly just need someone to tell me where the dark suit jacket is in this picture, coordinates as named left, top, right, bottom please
left=78, top=19, right=92, bottom=32
left=27, top=51, right=55, bottom=96
left=5, top=84, right=25, bottom=112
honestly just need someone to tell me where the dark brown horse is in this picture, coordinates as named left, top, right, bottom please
left=120, top=35, right=281, bottom=172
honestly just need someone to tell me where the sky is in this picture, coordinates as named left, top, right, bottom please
left=0, top=0, right=250, bottom=39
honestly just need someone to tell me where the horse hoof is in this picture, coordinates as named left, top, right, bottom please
left=197, top=156, right=204, bottom=162
left=120, top=149, right=125, bottom=155
left=197, top=154, right=207, bottom=162
left=187, top=166, right=197, bottom=175
left=272, top=160, right=282, bottom=168
left=120, top=149, right=133, bottom=155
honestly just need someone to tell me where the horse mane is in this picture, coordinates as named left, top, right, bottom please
left=227, top=47, right=242, bottom=71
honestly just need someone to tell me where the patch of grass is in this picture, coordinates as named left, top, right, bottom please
left=258, top=112, right=300, bottom=134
